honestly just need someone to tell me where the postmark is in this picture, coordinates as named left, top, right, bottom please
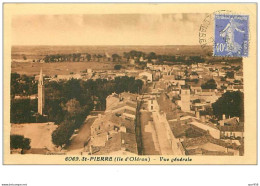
left=214, top=14, right=249, bottom=57
left=199, top=10, right=233, bottom=51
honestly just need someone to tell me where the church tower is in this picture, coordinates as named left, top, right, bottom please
left=181, top=86, right=190, bottom=112
left=38, top=68, right=45, bottom=115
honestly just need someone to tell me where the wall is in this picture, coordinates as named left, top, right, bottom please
left=160, top=112, right=185, bottom=155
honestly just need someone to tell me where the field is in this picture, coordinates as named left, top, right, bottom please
left=12, top=45, right=211, bottom=60
left=11, top=61, right=115, bottom=76
left=11, top=45, right=213, bottom=76
left=11, top=123, right=58, bottom=150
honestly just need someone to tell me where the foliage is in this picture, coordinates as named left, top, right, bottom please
left=192, top=99, right=201, bottom=104
left=226, top=71, right=235, bottom=79
left=44, top=53, right=92, bottom=62
left=190, top=56, right=205, bottom=63
left=112, top=54, right=120, bottom=62
left=11, top=99, right=36, bottom=123
left=65, top=99, right=82, bottom=117
left=11, top=73, right=37, bottom=96
left=52, top=121, right=74, bottom=148
left=114, top=64, right=122, bottom=70
left=10, top=135, right=31, bottom=150
left=22, top=55, right=27, bottom=60
left=185, top=127, right=204, bottom=138
left=212, top=91, right=244, bottom=121
left=201, top=79, right=217, bottom=89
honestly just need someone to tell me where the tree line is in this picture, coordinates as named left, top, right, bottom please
left=40, top=49, right=243, bottom=65
left=40, top=50, right=210, bottom=64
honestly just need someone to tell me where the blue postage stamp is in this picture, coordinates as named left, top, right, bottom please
left=214, top=14, right=249, bottom=57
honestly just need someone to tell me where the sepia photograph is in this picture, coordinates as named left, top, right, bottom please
left=3, top=3, right=257, bottom=165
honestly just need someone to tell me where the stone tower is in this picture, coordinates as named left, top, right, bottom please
left=181, top=86, right=190, bottom=112
left=38, top=68, right=45, bottom=115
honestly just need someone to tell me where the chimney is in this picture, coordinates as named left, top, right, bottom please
left=222, top=114, right=226, bottom=120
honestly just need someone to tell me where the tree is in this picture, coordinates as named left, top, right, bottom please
left=190, top=56, right=205, bottom=63
left=44, top=99, right=65, bottom=123
left=52, top=121, right=74, bottom=148
left=23, top=55, right=27, bottom=60
left=112, top=54, right=120, bottom=62
left=201, top=79, right=217, bottom=89
left=226, top=71, right=235, bottom=79
left=147, top=52, right=157, bottom=62
left=192, top=99, right=201, bottom=104
left=65, top=99, right=82, bottom=117
left=212, top=91, right=244, bottom=121
left=85, top=53, right=91, bottom=61
left=11, top=99, right=34, bottom=123
left=63, top=78, right=81, bottom=101
left=10, top=135, right=31, bottom=150
left=97, top=54, right=103, bottom=62
left=114, top=64, right=122, bottom=70
left=234, top=66, right=241, bottom=71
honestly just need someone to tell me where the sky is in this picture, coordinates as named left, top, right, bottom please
left=12, top=13, right=211, bottom=46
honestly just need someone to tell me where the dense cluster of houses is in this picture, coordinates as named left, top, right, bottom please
left=12, top=52, right=244, bottom=156
left=141, top=61, right=244, bottom=156
left=87, top=92, right=139, bottom=155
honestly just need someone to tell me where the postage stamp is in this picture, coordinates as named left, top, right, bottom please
left=214, top=14, right=249, bottom=57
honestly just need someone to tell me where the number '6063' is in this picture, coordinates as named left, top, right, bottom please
left=65, top=157, right=79, bottom=161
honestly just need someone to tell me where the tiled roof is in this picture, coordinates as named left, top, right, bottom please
left=219, top=117, right=239, bottom=126
left=182, top=135, right=239, bottom=150
left=219, top=125, right=244, bottom=132
left=93, top=132, right=138, bottom=155
left=120, top=92, right=138, bottom=100
left=93, top=113, right=135, bottom=134
left=186, top=148, right=234, bottom=155
left=109, top=100, right=137, bottom=111
left=233, top=85, right=243, bottom=89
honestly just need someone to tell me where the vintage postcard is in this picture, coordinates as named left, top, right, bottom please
left=3, top=3, right=257, bottom=164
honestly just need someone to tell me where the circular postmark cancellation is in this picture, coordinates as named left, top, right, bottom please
left=199, top=10, right=233, bottom=50
left=199, top=10, right=249, bottom=57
